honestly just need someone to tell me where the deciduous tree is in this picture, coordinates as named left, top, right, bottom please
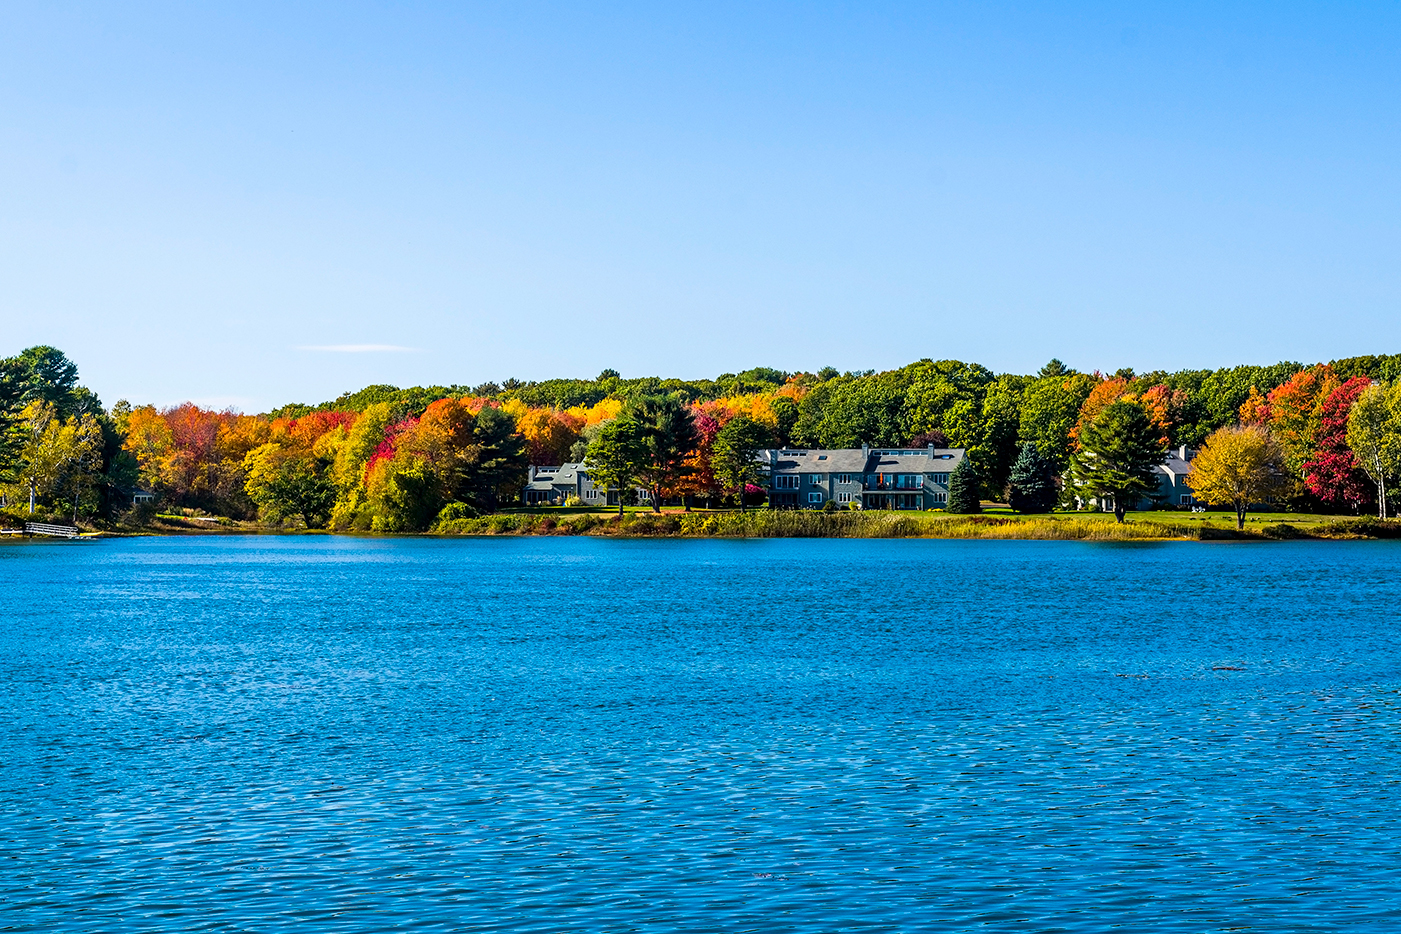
left=1346, top=383, right=1401, bottom=519
left=1303, top=377, right=1372, bottom=511
left=586, top=416, right=648, bottom=515
left=711, top=416, right=769, bottom=512
left=1188, top=425, right=1292, bottom=529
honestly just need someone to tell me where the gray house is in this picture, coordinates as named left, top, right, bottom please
left=522, top=463, right=652, bottom=507
left=765, top=444, right=966, bottom=510
left=1150, top=446, right=1196, bottom=507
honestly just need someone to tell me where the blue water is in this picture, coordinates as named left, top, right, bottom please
left=2, top=536, right=1400, bottom=932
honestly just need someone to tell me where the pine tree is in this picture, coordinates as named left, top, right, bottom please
left=946, top=457, right=982, bottom=514
left=1006, top=442, right=1058, bottom=513
left=1068, top=400, right=1165, bottom=522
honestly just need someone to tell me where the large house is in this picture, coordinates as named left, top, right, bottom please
left=765, top=444, right=966, bottom=510
left=521, top=463, right=652, bottom=507
left=1150, top=445, right=1196, bottom=507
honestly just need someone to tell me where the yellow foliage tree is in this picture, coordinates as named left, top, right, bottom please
left=1187, top=425, right=1293, bottom=529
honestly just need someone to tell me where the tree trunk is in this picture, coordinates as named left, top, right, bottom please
left=1112, top=496, right=1125, bottom=523
left=1237, top=503, right=1246, bottom=530
left=617, top=490, right=624, bottom=517
left=682, top=493, right=691, bottom=512
left=651, top=484, right=661, bottom=513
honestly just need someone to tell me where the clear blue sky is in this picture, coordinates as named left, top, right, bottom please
left=3, top=2, right=1399, bottom=412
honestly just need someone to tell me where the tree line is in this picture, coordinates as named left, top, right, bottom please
left=4, top=346, right=1401, bottom=529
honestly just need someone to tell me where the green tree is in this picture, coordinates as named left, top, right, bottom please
left=457, top=405, right=529, bottom=511
left=0, top=358, right=26, bottom=484
left=1068, top=400, right=1167, bottom=522
left=769, top=396, right=799, bottom=448
left=243, top=444, right=337, bottom=528
left=711, top=416, right=770, bottom=511
left=11, top=346, right=79, bottom=414
left=586, top=416, right=648, bottom=515
left=1347, top=382, right=1401, bottom=519
left=1019, top=373, right=1096, bottom=472
left=365, top=456, right=441, bottom=532
left=946, top=457, right=982, bottom=514
left=628, top=395, right=699, bottom=513
left=1006, top=443, right=1058, bottom=514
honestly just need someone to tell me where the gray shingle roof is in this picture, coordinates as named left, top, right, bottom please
left=765, top=448, right=965, bottom=474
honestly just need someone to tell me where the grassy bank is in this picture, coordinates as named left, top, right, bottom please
left=434, top=510, right=1401, bottom=541
left=11, top=507, right=1398, bottom=542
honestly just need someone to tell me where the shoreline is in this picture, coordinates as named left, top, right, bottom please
left=13, top=512, right=1401, bottom=542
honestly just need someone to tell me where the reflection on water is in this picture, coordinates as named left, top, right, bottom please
left=3, top=535, right=1401, bottom=932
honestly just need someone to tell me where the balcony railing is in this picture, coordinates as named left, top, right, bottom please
left=862, top=480, right=925, bottom=491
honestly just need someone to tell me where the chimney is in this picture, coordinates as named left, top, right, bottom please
left=927, top=443, right=935, bottom=456
left=528, top=465, right=536, bottom=481
left=1179, top=445, right=1189, bottom=461
left=861, top=442, right=869, bottom=458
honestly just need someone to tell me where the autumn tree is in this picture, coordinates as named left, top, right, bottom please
left=1267, top=364, right=1339, bottom=480
left=586, top=416, right=648, bottom=515
left=515, top=407, right=582, bottom=466
left=1006, top=443, right=1057, bottom=514
left=675, top=409, right=721, bottom=509
left=1188, top=425, right=1292, bottom=529
left=711, top=415, right=769, bottom=512
left=1068, top=400, right=1166, bottom=522
left=7, top=400, right=103, bottom=518
left=1346, top=383, right=1401, bottom=519
left=1302, top=377, right=1372, bottom=512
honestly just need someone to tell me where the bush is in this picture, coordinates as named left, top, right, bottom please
left=437, top=502, right=481, bottom=522
left=564, top=495, right=583, bottom=507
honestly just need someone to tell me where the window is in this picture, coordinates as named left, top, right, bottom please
left=809, top=474, right=824, bottom=484
left=837, top=491, right=853, bottom=503
left=933, top=491, right=947, bottom=503
left=1180, top=494, right=1193, bottom=505
left=807, top=492, right=823, bottom=504
left=931, top=473, right=949, bottom=485
left=837, top=474, right=855, bottom=484
left=773, top=475, right=799, bottom=490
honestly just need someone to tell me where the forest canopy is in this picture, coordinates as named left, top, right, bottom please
left=6, top=347, right=1401, bottom=528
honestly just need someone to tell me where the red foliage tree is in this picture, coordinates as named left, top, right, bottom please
left=1303, top=376, right=1373, bottom=511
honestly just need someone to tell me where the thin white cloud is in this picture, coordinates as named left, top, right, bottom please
left=299, top=344, right=421, bottom=353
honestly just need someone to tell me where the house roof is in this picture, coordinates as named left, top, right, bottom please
left=525, top=462, right=588, bottom=491
left=765, top=448, right=966, bottom=474
left=1154, top=450, right=1194, bottom=477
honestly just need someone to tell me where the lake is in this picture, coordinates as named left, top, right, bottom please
left=2, top=535, right=1400, bottom=932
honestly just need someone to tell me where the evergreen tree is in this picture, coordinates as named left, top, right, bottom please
left=628, top=394, right=699, bottom=513
left=1006, top=442, right=1058, bottom=513
left=946, top=457, right=982, bottom=514
left=1068, top=400, right=1166, bottom=522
